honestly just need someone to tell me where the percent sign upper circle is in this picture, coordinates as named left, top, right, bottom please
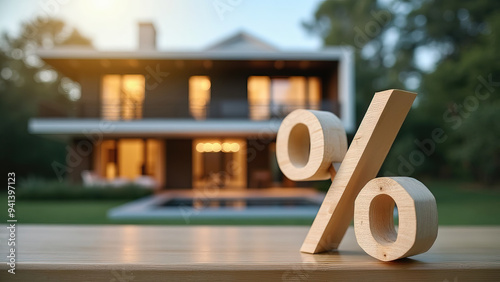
left=275, top=90, right=438, bottom=261
left=276, top=109, right=347, bottom=181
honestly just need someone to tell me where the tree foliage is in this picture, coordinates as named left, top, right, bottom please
left=0, top=17, right=91, bottom=179
left=305, top=0, right=500, bottom=185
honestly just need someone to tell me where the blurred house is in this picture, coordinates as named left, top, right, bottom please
left=29, top=22, right=354, bottom=190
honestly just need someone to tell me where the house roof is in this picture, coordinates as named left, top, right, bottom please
left=204, top=31, right=278, bottom=52
left=36, top=30, right=353, bottom=61
left=36, top=47, right=351, bottom=61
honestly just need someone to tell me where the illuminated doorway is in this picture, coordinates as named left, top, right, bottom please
left=192, top=138, right=246, bottom=190
left=96, top=139, right=165, bottom=186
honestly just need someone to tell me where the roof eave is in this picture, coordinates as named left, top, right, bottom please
left=36, top=47, right=353, bottom=61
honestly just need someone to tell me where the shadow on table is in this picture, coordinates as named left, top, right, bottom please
left=300, top=250, right=426, bottom=266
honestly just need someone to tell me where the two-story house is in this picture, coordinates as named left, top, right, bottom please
left=29, top=22, right=355, bottom=191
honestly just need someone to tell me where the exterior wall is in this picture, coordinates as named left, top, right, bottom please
left=68, top=138, right=93, bottom=183
left=209, top=72, right=249, bottom=118
left=165, top=139, right=192, bottom=188
left=143, top=71, right=190, bottom=118
left=78, top=74, right=101, bottom=118
left=246, top=138, right=272, bottom=188
left=323, top=68, right=340, bottom=114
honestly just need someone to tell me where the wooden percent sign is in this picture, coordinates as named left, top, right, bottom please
left=276, top=89, right=438, bottom=261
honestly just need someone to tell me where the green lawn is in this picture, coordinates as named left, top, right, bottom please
left=427, top=180, right=500, bottom=225
left=1, top=180, right=499, bottom=225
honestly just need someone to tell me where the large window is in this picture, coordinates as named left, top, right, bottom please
left=192, top=138, right=246, bottom=190
left=97, top=139, right=164, bottom=185
left=248, top=76, right=321, bottom=120
left=189, top=76, right=211, bottom=120
left=101, top=75, right=145, bottom=120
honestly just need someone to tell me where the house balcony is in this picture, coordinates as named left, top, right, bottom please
left=28, top=118, right=281, bottom=138
left=37, top=99, right=341, bottom=120
left=31, top=99, right=342, bottom=138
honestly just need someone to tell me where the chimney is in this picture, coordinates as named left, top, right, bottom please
left=138, top=22, right=156, bottom=50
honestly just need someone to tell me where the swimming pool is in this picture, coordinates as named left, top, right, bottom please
left=108, top=188, right=324, bottom=221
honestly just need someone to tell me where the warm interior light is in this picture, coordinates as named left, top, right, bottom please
left=196, top=142, right=241, bottom=153
left=118, top=139, right=144, bottom=180
left=203, top=143, right=213, bottom=152
left=222, top=142, right=231, bottom=153
left=196, top=143, right=205, bottom=153
left=308, top=77, right=321, bottom=110
left=212, top=143, right=222, bottom=152
left=121, top=75, right=146, bottom=120
left=105, top=162, right=116, bottom=179
left=230, top=143, right=240, bottom=152
left=102, top=74, right=145, bottom=120
left=98, top=139, right=163, bottom=186
left=193, top=138, right=247, bottom=191
left=272, top=76, right=306, bottom=114
left=200, top=79, right=211, bottom=91
left=101, top=75, right=120, bottom=120
left=247, top=76, right=322, bottom=119
left=189, top=76, right=211, bottom=120
left=248, top=76, right=270, bottom=120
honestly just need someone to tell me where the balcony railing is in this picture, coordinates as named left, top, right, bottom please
left=37, top=100, right=340, bottom=120
left=208, top=100, right=340, bottom=119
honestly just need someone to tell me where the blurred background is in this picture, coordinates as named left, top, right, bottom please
left=0, top=0, right=498, bottom=225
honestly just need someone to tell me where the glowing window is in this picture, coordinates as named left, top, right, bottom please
left=308, top=77, right=321, bottom=110
left=247, top=76, right=271, bottom=120
left=101, top=75, right=145, bottom=120
left=193, top=138, right=246, bottom=189
left=189, top=76, right=211, bottom=120
left=99, top=139, right=163, bottom=183
left=248, top=76, right=321, bottom=120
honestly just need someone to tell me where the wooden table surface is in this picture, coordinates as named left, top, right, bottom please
left=1, top=225, right=499, bottom=281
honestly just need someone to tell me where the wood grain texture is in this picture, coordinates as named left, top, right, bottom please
left=276, top=109, right=347, bottom=181
left=0, top=225, right=499, bottom=281
left=300, top=89, right=417, bottom=254
left=354, top=177, right=438, bottom=261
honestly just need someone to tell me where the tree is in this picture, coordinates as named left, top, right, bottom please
left=0, top=17, right=92, bottom=179
left=305, top=0, right=500, bottom=184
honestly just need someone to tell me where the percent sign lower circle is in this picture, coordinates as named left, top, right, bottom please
left=276, top=89, right=438, bottom=261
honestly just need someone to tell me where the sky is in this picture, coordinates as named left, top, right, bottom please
left=0, top=0, right=325, bottom=51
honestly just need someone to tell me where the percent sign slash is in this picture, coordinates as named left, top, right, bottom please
left=276, top=89, right=438, bottom=261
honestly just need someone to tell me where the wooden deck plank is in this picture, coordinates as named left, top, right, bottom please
left=1, top=225, right=499, bottom=281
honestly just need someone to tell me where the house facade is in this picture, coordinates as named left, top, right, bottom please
left=29, top=23, right=355, bottom=191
